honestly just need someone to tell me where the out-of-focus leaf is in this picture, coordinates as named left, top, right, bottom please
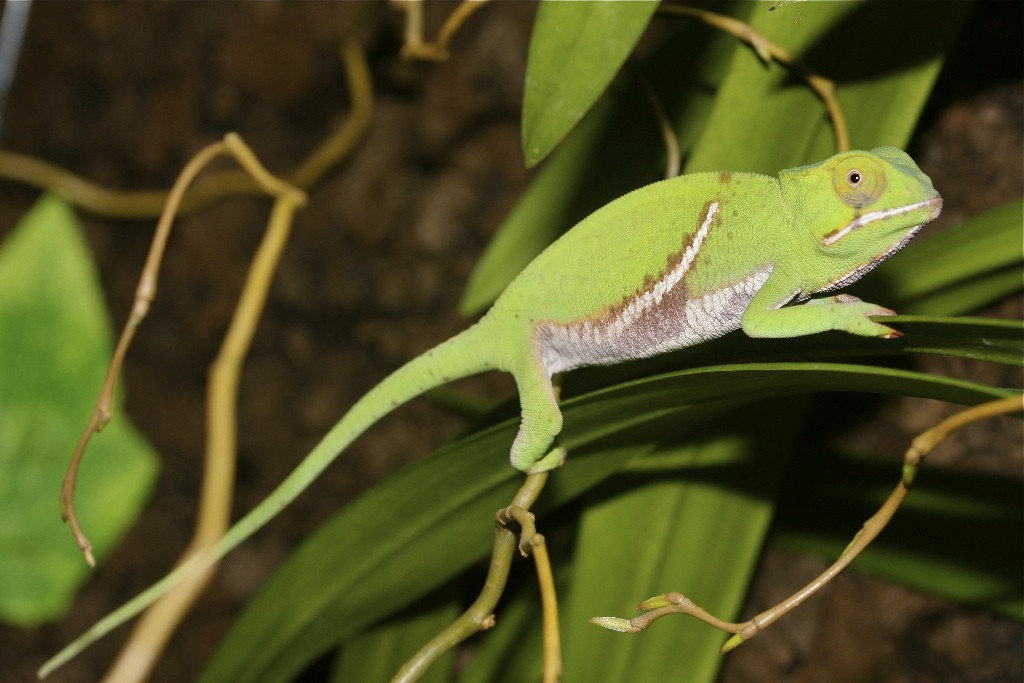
left=686, top=1, right=971, bottom=171
left=330, top=593, right=460, bottom=683
left=522, top=0, right=659, bottom=168
left=773, top=448, right=1023, bottom=618
left=561, top=403, right=800, bottom=683
left=903, top=269, right=1023, bottom=320
left=0, top=194, right=157, bottom=626
left=202, top=360, right=1008, bottom=683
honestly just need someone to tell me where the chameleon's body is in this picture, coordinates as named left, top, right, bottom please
left=48, top=147, right=942, bottom=663
left=355, top=145, right=942, bottom=473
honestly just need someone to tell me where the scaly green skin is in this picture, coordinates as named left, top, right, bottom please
left=42, top=147, right=941, bottom=675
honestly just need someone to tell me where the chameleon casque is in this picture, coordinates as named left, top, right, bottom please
left=51, top=145, right=942, bottom=665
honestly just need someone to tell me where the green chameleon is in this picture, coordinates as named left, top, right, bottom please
left=44, top=145, right=941, bottom=674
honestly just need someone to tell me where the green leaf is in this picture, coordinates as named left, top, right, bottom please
left=0, top=194, right=157, bottom=626
left=561, top=404, right=800, bottom=683
left=330, top=592, right=460, bottom=683
left=884, top=317, right=1023, bottom=365
left=522, top=0, right=659, bottom=167
left=203, top=360, right=1008, bottom=682
left=686, top=2, right=970, bottom=172
left=199, top=420, right=657, bottom=683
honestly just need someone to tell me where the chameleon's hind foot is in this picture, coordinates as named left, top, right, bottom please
left=527, top=446, right=567, bottom=474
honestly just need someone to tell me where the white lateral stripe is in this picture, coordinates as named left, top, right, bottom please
left=613, top=200, right=717, bottom=328
left=537, top=201, right=753, bottom=375
left=822, top=197, right=940, bottom=246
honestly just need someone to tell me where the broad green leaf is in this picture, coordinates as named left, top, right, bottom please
left=773, top=449, right=1023, bottom=618
left=202, top=360, right=1009, bottom=682
left=686, top=1, right=971, bottom=172
left=562, top=403, right=800, bottom=683
left=0, top=194, right=157, bottom=626
left=522, top=0, right=659, bottom=167
left=199, top=425, right=658, bottom=683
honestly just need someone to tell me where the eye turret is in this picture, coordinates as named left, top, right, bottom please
left=832, top=155, right=886, bottom=209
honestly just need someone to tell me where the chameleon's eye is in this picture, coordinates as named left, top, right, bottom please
left=832, top=156, right=886, bottom=208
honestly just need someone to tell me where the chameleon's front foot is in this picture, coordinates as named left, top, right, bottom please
left=806, top=294, right=903, bottom=339
left=829, top=293, right=902, bottom=334
left=742, top=293, right=905, bottom=342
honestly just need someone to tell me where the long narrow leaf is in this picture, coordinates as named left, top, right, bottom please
left=330, top=593, right=460, bottom=683
left=562, top=403, right=801, bottom=683
left=522, top=0, right=659, bottom=167
left=565, top=317, right=1023, bottom=396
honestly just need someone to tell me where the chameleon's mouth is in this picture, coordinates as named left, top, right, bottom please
left=822, top=196, right=943, bottom=247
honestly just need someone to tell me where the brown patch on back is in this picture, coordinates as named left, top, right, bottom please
left=719, top=171, right=733, bottom=184
left=573, top=200, right=717, bottom=325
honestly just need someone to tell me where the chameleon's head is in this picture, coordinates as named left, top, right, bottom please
left=780, top=146, right=942, bottom=268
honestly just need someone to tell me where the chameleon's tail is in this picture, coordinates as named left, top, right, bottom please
left=41, top=320, right=500, bottom=677
left=218, top=317, right=500, bottom=554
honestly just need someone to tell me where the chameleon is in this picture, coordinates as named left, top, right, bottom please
left=44, top=145, right=941, bottom=673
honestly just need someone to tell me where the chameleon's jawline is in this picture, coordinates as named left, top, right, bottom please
left=822, top=196, right=942, bottom=247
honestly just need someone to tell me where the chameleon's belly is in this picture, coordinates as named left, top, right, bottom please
left=535, top=264, right=773, bottom=376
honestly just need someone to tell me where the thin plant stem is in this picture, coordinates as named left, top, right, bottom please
left=391, top=471, right=550, bottom=683
left=532, top=534, right=562, bottom=683
left=591, top=395, right=1024, bottom=650
left=0, top=39, right=372, bottom=217
left=393, top=0, right=491, bottom=61
left=40, top=39, right=373, bottom=680
left=659, top=4, right=850, bottom=153
left=627, top=63, right=681, bottom=179
left=289, top=39, right=374, bottom=189
left=100, top=176, right=306, bottom=683
left=77, top=48, right=369, bottom=675
left=59, top=139, right=228, bottom=567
